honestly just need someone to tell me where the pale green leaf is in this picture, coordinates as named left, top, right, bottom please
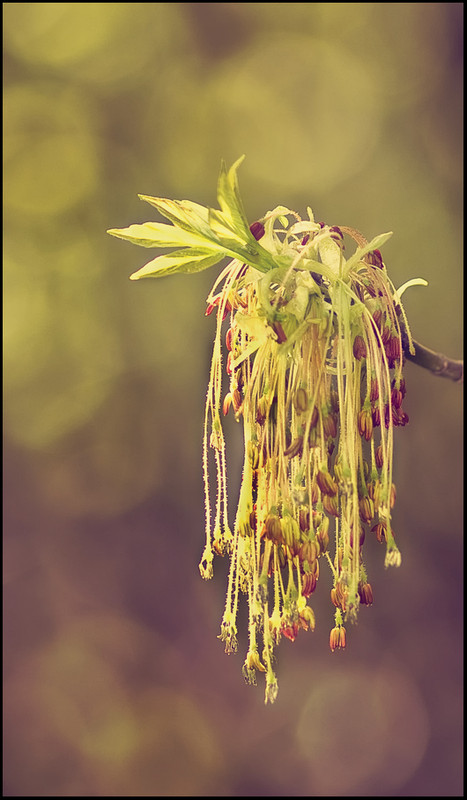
left=107, top=221, right=207, bottom=249
left=138, top=196, right=213, bottom=239
left=217, top=155, right=250, bottom=237
left=394, top=278, right=428, bottom=302
left=207, top=208, right=251, bottom=247
left=318, top=237, right=345, bottom=275
left=129, top=248, right=223, bottom=280
left=235, top=311, right=270, bottom=341
left=344, top=231, right=393, bottom=273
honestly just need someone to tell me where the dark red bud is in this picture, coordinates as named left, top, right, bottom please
left=365, top=250, right=383, bottom=268
left=249, top=221, right=265, bottom=241
left=375, top=445, right=384, bottom=469
left=353, top=335, right=367, bottom=361
left=272, top=321, right=287, bottom=343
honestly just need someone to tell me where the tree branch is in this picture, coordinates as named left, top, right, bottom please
left=404, top=339, right=463, bottom=383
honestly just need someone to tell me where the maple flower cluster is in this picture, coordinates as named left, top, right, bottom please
left=108, top=158, right=426, bottom=703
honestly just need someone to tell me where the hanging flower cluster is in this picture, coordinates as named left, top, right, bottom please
left=108, top=157, right=427, bottom=703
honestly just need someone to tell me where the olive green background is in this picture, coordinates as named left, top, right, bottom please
left=3, top=3, right=463, bottom=796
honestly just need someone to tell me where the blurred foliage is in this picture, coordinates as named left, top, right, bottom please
left=3, top=3, right=463, bottom=797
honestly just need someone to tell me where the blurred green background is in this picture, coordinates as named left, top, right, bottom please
left=3, top=3, right=463, bottom=796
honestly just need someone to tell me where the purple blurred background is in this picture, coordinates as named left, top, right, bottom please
left=3, top=4, right=463, bottom=796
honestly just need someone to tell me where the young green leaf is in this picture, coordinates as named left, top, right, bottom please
left=129, top=248, right=223, bottom=280
left=216, top=155, right=251, bottom=237
left=344, top=231, right=393, bottom=274
left=107, top=221, right=208, bottom=249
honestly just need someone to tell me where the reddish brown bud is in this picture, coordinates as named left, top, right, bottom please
left=381, top=325, right=391, bottom=346
left=302, top=572, right=317, bottom=597
left=329, top=226, right=344, bottom=247
left=367, top=480, right=381, bottom=510
left=386, top=336, right=401, bottom=361
left=331, top=581, right=348, bottom=611
left=329, top=626, right=340, bottom=652
left=294, top=387, right=308, bottom=413
left=264, top=514, right=283, bottom=544
left=299, top=540, right=319, bottom=565
left=299, top=605, right=315, bottom=631
left=284, top=435, right=303, bottom=459
left=308, top=405, right=319, bottom=429
left=232, top=388, right=243, bottom=414
left=309, top=557, right=319, bottom=577
left=391, top=385, right=403, bottom=409
left=323, top=413, right=337, bottom=439
left=299, top=508, right=310, bottom=532
left=282, top=621, right=299, bottom=642
left=316, top=469, right=338, bottom=497
left=222, top=393, right=232, bottom=416
left=316, top=521, right=329, bottom=553
left=330, top=390, right=339, bottom=414
left=365, top=249, right=383, bottom=268
left=353, top=334, right=367, bottom=360
left=393, top=407, right=409, bottom=427
left=371, top=521, right=387, bottom=543
left=272, top=321, right=287, bottom=343
left=372, top=308, right=383, bottom=329
left=323, top=494, right=339, bottom=517
left=359, top=495, right=375, bottom=523
left=370, top=378, right=379, bottom=402
left=358, top=582, right=374, bottom=605
left=250, top=221, right=265, bottom=241
left=372, top=404, right=381, bottom=427
left=329, top=625, right=346, bottom=651
left=375, top=444, right=384, bottom=469
left=225, top=327, right=233, bottom=351
left=358, top=407, right=373, bottom=441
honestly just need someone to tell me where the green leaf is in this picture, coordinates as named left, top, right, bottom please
left=235, top=311, right=270, bottom=341
left=138, top=190, right=275, bottom=272
left=318, top=237, right=345, bottom=276
left=217, top=155, right=251, bottom=237
left=344, top=232, right=393, bottom=274
left=207, top=208, right=251, bottom=248
left=138, top=196, right=213, bottom=239
left=129, top=248, right=223, bottom=280
left=394, top=278, right=428, bottom=302
left=107, top=221, right=208, bottom=249
left=109, top=157, right=288, bottom=279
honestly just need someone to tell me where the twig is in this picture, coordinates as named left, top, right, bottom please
left=404, top=340, right=463, bottom=383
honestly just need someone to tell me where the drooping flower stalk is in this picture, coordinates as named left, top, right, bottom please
left=108, top=157, right=429, bottom=703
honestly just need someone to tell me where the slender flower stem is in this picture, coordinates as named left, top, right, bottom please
left=404, top=339, right=463, bottom=382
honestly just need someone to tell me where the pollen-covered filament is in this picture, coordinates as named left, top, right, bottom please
left=201, top=218, right=409, bottom=703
